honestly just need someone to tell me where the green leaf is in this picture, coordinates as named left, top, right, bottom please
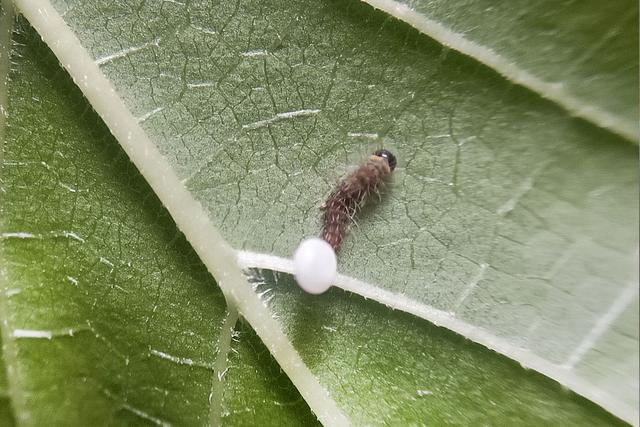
left=1, top=20, right=318, bottom=426
left=24, top=0, right=637, bottom=419
left=0, top=25, right=629, bottom=424
left=255, top=269, right=627, bottom=426
left=2, top=0, right=638, bottom=425
left=363, top=0, right=639, bottom=141
left=0, top=3, right=14, bottom=425
left=0, top=336, right=14, bottom=427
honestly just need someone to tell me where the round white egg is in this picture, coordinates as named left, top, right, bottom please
left=293, top=238, right=337, bottom=294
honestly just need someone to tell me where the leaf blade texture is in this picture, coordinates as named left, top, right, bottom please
left=1, top=0, right=638, bottom=424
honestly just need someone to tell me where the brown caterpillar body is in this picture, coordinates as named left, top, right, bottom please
left=320, top=149, right=396, bottom=251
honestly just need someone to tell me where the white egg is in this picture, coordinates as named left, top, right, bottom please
left=293, top=238, right=337, bottom=294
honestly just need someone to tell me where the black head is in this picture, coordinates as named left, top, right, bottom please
left=373, top=149, right=397, bottom=171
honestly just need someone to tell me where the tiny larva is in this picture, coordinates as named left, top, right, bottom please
left=320, top=149, right=396, bottom=251
left=293, top=149, right=397, bottom=294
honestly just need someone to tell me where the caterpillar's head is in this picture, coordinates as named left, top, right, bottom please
left=373, top=149, right=397, bottom=171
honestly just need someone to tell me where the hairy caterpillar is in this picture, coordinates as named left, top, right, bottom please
left=293, top=149, right=397, bottom=294
left=320, top=149, right=397, bottom=251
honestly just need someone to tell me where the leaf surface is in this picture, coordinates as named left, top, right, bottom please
left=2, top=0, right=639, bottom=424
left=0, top=21, right=317, bottom=426
left=36, top=0, right=639, bottom=418
left=362, top=0, right=639, bottom=141
left=0, top=33, right=626, bottom=423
